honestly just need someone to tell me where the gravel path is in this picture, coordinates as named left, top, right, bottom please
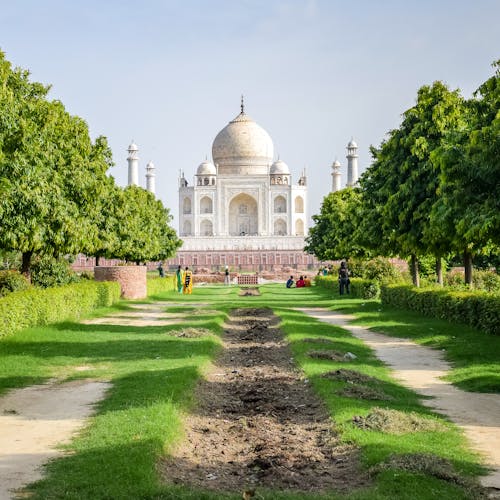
left=297, top=307, right=500, bottom=490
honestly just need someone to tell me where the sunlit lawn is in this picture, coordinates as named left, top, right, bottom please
left=0, top=283, right=493, bottom=499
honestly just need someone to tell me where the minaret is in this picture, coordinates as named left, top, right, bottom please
left=331, top=159, right=341, bottom=192
left=127, top=141, right=139, bottom=186
left=146, top=161, right=156, bottom=195
left=346, top=138, right=359, bottom=187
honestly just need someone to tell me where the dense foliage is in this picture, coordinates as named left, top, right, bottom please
left=0, top=281, right=120, bottom=337
left=0, top=51, right=181, bottom=280
left=381, top=284, right=500, bottom=336
left=0, top=270, right=30, bottom=297
left=315, top=274, right=380, bottom=299
left=306, top=61, right=500, bottom=287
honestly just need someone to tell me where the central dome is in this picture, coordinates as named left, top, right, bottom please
left=212, top=110, right=274, bottom=175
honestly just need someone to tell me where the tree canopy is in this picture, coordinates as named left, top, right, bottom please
left=0, top=51, right=181, bottom=277
left=306, top=61, right=500, bottom=285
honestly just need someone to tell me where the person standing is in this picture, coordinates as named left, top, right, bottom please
left=175, top=265, right=183, bottom=293
left=338, top=261, right=350, bottom=295
left=183, top=267, right=193, bottom=294
left=224, top=266, right=230, bottom=285
left=157, top=263, right=165, bottom=278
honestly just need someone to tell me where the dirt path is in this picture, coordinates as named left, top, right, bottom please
left=0, top=379, right=110, bottom=500
left=0, top=301, right=198, bottom=500
left=160, top=307, right=368, bottom=496
left=297, top=307, right=500, bottom=490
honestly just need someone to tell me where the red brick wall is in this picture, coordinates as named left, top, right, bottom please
left=94, top=266, right=147, bottom=299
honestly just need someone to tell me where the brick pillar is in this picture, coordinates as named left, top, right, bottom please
left=94, top=266, right=147, bottom=299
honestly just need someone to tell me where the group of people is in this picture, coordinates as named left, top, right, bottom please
left=159, top=260, right=350, bottom=296
left=285, top=275, right=311, bottom=288
left=287, top=261, right=350, bottom=295
left=175, top=265, right=193, bottom=294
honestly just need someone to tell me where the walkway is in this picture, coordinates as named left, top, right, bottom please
left=297, top=308, right=500, bottom=490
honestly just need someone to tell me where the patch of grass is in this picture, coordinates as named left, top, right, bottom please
left=325, top=293, right=500, bottom=393
left=275, top=301, right=487, bottom=497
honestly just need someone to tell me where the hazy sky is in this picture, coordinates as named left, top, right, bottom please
left=1, top=0, right=499, bottom=227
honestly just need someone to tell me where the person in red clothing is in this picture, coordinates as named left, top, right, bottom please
left=296, top=276, right=305, bottom=288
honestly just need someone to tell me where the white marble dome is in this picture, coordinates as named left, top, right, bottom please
left=197, top=160, right=216, bottom=175
left=348, top=138, right=358, bottom=148
left=212, top=111, right=274, bottom=175
left=270, top=159, right=290, bottom=175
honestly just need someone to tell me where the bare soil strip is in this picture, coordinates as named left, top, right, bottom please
left=297, top=308, right=500, bottom=490
left=160, top=307, right=368, bottom=495
left=0, top=379, right=110, bottom=499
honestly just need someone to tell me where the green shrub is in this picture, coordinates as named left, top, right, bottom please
left=147, top=275, right=176, bottom=296
left=350, top=278, right=381, bottom=299
left=348, top=257, right=403, bottom=284
left=31, top=256, right=79, bottom=288
left=0, top=270, right=30, bottom=297
left=314, top=275, right=380, bottom=299
left=381, top=284, right=500, bottom=336
left=0, top=281, right=121, bottom=338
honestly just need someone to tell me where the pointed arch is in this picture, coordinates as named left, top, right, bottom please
left=274, top=218, right=287, bottom=236
left=295, top=219, right=304, bottom=236
left=295, top=196, right=304, bottom=213
left=200, top=196, right=213, bottom=214
left=274, top=195, right=286, bottom=213
left=183, top=197, right=192, bottom=214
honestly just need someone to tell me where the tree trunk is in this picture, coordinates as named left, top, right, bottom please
left=95, top=255, right=100, bottom=267
left=410, top=254, right=420, bottom=287
left=436, top=257, right=443, bottom=286
left=21, top=251, right=33, bottom=283
left=464, top=249, right=473, bottom=286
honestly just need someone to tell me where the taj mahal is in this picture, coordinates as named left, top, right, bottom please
left=122, top=98, right=359, bottom=271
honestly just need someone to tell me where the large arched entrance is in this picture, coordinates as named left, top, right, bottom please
left=228, top=193, right=258, bottom=236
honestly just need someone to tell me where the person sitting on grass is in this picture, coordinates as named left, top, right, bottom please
left=304, top=275, right=311, bottom=287
left=286, top=276, right=294, bottom=288
left=296, top=276, right=305, bottom=288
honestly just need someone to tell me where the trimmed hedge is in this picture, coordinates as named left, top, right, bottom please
left=315, top=275, right=380, bottom=299
left=0, top=280, right=121, bottom=338
left=381, top=284, right=500, bottom=336
left=147, top=275, right=176, bottom=296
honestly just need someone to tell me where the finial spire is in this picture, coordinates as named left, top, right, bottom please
left=240, top=94, right=244, bottom=113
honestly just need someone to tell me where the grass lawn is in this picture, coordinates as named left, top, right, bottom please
left=0, top=283, right=493, bottom=499
left=321, top=288, right=500, bottom=393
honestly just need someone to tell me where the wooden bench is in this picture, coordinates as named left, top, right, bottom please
left=237, top=274, right=258, bottom=285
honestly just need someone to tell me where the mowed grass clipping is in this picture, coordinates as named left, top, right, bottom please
left=0, top=283, right=493, bottom=499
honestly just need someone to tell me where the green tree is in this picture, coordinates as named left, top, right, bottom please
left=431, top=61, right=500, bottom=284
left=360, top=82, right=465, bottom=286
left=305, top=187, right=366, bottom=261
left=111, top=186, right=181, bottom=264
left=0, top=51, right=114, bottom=279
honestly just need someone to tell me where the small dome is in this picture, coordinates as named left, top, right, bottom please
left=270, top=159, right=290, bottom=175
left=128, top=141, right=138, bottom=151
left=332, top=159, right=341, bottom=169
left=197, top=160, right=216, bottom=175
left=146, top=161, right=155, bottom=169
left=347, top=138, right=357, bottom=148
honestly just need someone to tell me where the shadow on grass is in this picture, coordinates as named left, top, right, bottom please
left=0, top=336, right=219, bottom=362
left=0, top=375, right=51, bottom=394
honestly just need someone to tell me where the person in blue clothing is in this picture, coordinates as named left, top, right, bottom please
left=286, top=276, right=294, bottom=288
